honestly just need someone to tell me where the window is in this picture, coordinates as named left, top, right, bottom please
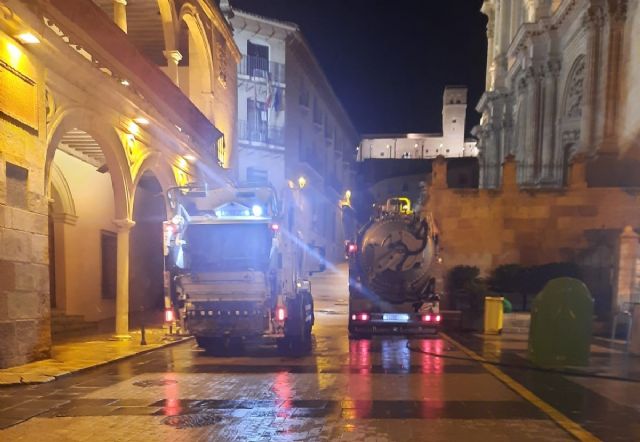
left=299, top=79, right=310, bottom=108
left=6, top=162, right=28, bottom=208
left=247, top=41, right=269, bottom=78
left=313, top=98, right=323, bottom=126
left=246, top=167, right=268, bottom=185
left=101, top=231, right=117, bottom=300
left=247, top=98, right=268, bottom=142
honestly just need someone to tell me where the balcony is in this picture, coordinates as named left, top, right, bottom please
left=239, top=55, right=285, bottom=84
left=238, top=120, right=285, bottom=147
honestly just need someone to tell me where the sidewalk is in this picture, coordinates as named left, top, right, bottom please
left=0, top=328, right=192, bottom=386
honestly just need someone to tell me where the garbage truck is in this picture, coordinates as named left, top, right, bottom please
left=162, top=183, right=323, bottom=354
left=346, top=197, right=441, bottom=336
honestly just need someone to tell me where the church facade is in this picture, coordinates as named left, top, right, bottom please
left=476, top=0, right=640, bottom=189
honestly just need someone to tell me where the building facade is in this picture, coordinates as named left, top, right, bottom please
left=476, top=0, right=640, bottom=189
left=0, top=0, right=239, bottom=367
left=230, top=10, right=359, bottom=262
left=359, top=86, right=478, bottom=161
left=422, top=0, right=640, bottom=317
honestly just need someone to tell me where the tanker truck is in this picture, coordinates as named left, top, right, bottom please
left=346, top=197, right=441, bottom=336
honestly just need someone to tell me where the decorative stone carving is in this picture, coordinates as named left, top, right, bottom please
left=562, top=129, right=581, bottom=147
left=546, top=58, right=562, bottom=78
left=583, top=4, right=605, bottom=29
left=217, top=42, right=227, bottom=88
left=564, top=56, right=585, bottom=119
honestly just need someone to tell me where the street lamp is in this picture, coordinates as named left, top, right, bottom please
left=298, top=176, right=307, bottom=189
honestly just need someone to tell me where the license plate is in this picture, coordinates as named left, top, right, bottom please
left=382, top=313, right=410, bottom=323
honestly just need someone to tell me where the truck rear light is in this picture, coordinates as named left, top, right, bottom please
left=165, top=309, right=174, bottom=322
left=352, top=313, right=369, bottom=321
left=435, top=314, right=441, bottom=322
left=422, top=314, right=431, bottom=322
left=276, top=307, right=286, bottom=321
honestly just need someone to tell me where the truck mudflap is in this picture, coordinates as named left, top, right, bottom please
left=349, top=312, right=441, bottom=336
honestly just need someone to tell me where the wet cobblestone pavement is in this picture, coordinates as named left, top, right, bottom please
left=0, top=266, right=638, bottom=440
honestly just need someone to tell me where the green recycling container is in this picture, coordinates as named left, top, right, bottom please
left=528, top=277, right=593, bottom=367
left=484, top=296, right=504, bottom=334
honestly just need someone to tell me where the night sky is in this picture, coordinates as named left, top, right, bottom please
left=231, top=0, right=488, bottom=136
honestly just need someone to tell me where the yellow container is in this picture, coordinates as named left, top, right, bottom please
left=484, top=296, right=504, bottom=335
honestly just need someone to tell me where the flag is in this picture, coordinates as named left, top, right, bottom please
left=273, top=88, right=283, bottom=112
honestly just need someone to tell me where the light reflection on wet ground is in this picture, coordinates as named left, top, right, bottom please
left=0, top=266, right=627, bottom=440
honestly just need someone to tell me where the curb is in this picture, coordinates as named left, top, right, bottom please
left=0, top=336, right=194, bottom=387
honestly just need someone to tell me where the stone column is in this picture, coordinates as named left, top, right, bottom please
left=163, top=50, right=183, bottom=86
left=615, top=225, right=638, bottom=312
left=540, top=59, right=561, bottom=183
left=481, top=2, right=495, bottom=91
left=524, top=67, right=542, bottom=183
left=113, top=218, right=135, bottom=340
left=51, top=213, right=78, bottom=312
left=600, top=0, right=628, bottom=152
left=581, top=5, right=604, bottom=153
left=113, top=0, right=128, bottom=33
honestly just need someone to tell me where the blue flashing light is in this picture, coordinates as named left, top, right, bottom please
left=252, top=205, right=263, bottom=217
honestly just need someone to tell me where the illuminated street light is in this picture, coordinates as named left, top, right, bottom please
left=15, top=33, right=40, bottom=44
left=298, top=176, right=307, bottom=189
left=134, top=117, right=150, bottom=125
left=128, top=121, right=140, bottom=135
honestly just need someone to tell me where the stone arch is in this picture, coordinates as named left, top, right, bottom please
left=130, top=168, right=168, bottom=315
left=132, top=153, right=177, bottom=218
left=45, top=106, right=132, bottom=220
left=561, top=55, right=586, bottom=121
left=178, top=3, right=215, bottom=116
left=49, top=163, right=76, bottom=217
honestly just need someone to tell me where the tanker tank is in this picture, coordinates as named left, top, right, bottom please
left=347, top=197, right=441, bottom=336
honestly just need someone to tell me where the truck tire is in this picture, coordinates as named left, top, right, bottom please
left=279, top=295, right=313, bottom=356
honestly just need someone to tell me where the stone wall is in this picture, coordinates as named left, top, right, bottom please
left=424, top=156, right=640, bottom=313
left=0, top=31, right=51, bottom=367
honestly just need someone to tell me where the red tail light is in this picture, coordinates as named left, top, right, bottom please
left=276, top=307, right=286, bottom=321
left=423, top=314, right=432, bottom=322
left=348, top=243, right=357, bottom=253
left=271, top=223, right=280, bottom=232
left=435, top=314, right=441, bottom=322
left=165, top=309, right=174, bottom=322
left=351, top=312, right=369, bottom=321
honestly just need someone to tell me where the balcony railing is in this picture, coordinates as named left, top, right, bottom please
left=238, top=120, right=285, bottom=146
left=239, top=55, right=285, bottom=84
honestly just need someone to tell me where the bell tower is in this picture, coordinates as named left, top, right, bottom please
left=442, top=86, right=467, bottom=155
